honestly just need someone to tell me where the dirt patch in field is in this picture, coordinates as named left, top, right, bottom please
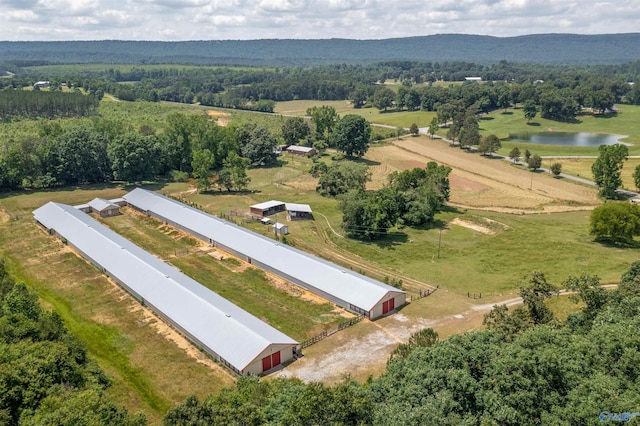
left=450, top=218, right=495, bottom=235
left=0, top=208, right=10, bottom=224
left=126, top=300, right=227, bottom=371
left=364, top=138, right=600, bottom=213
left=449, top=174, right=491, bottom=192
left=206, top=110, right=231, bottom=126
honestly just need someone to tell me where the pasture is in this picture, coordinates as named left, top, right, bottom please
left=274, top=99, right=437, bottom=128
left=474, top=104, right=640, bottom=156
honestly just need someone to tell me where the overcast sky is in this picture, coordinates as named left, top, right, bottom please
left=1, top=0, right=639, bottom=41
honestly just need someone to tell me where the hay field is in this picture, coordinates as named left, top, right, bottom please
left=365, top=137, right=600, bottom=213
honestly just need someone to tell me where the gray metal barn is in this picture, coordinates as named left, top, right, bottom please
left=33, top=202, right=299, bottom=376
left=123, top=188, right=406, bottom=319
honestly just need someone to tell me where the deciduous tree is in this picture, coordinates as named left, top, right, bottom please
left=281, top=117, right=310, bottom=146
left=550, top=162, right=562, bottom=177
left=633, top=164, right=640, bottom=192
left=590, top=201, right=640, bottom=242
left=509, top=147, right=521, bottom=162
left=478, top=134, right=501, bottom=156
left=108, top=133, right=160, bottom=183
left=523, top=100, right=537, bottom=123
left=331, top=114, right=371, bottom=158
left=592, top=143, right=628, bottom=199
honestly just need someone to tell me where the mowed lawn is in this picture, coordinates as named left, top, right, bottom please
left=274, top=99, right=437, bottom=128
left=474, top=104, right=640, bottom=156
left=100, top=210, right=347, bottom=341
left=551, top=158, right=640, bottom=191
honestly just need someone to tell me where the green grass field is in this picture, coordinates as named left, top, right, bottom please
left=551, top=158, right=640, bottom=191
left=274, top=99, right=437, bottom=128
left=472, top=105, right=640, bottom=156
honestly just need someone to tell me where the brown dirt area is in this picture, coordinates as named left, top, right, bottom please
left=450, top=218, right=495, bottom=235
left=207, top=110, right=231, bottom=126
left=365, top=138, right=600, bottom=213
left=0, top=208, right=10, bottom=224
left=276, top=291, right=517, bottom=384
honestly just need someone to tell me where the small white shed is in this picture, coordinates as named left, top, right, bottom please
left=273, top=222, right=289, bottom=236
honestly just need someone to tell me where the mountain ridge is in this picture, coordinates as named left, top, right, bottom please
left=1, top=33, right=639, bottom=66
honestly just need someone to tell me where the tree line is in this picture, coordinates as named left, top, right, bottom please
left=0, top=90, right=99, bottom=121
left=0, top=260, right=145, bottom=425
left=0, top=110, right=376, bottom=191
left=6, top=60, right=640, bottom=116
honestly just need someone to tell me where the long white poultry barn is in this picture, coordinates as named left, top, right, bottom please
left=33, top=202, right=299, bottom=376
left=123, top=188, right=406, bottom=319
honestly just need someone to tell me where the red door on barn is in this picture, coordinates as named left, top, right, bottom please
left=262, top=355, right=272, bottom=372
left=262, top=351, right=281, bottom=373
left=382, top=298, right=395, bottom=315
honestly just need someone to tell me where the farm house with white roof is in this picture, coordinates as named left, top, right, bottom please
left=123, top=188, right=406, bottom=319
left=33, top=202, right=299, bottom=376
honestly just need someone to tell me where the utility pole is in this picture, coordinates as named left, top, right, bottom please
left=437, top=227, right=442, bottom=259
left=274, top=213, right=278, bottom=239
left=530, top=170, right=533, bottom=190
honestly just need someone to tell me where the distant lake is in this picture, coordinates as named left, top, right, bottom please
left=507, top=132, right=628, bottom=147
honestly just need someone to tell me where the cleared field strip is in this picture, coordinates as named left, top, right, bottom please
left=102, top=207, right=348, bottom=341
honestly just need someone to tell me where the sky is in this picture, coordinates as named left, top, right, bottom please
left=0, top=0, right=639, bottom=41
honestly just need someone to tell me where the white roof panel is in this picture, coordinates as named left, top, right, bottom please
left=88, top=198, right=119, bottom=212
left=33, top=202, right=297, bottom=372
left=250, top=200, right=285, bottom=210
left=286, top=145, right=314, bottom=153
left=124, top=188, right=404, bottom=312
left=285, top=203, right=312, bottom=213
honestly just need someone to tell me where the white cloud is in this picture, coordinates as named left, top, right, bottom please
left=0, top=0, right=639, bottom=40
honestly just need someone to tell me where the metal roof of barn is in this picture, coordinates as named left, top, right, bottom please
left=250, top=200, right=285, bottom=210
left=33, top=202, right=297, bottom=372
left=88, top=198, right=119, bottom=212
left=124, top=188, right=404, bottom=312
left=286, top=145, right=314, bottom=153
left=285, top=203, right=312, bottom=213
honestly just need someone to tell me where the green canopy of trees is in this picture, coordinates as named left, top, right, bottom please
left=590, top=201, right=640, bottom=242
left=331, top=114, right=372, bottom=158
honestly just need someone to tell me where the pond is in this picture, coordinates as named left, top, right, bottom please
left=507, top=132, right=629, bottom=147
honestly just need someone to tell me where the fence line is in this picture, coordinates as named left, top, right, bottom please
left=301, top=314, right=365, bottom=349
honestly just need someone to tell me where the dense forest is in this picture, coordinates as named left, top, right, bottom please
left=0, top=260, right=145, bottom=425
left=1, top=34, right=640, bottom=66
